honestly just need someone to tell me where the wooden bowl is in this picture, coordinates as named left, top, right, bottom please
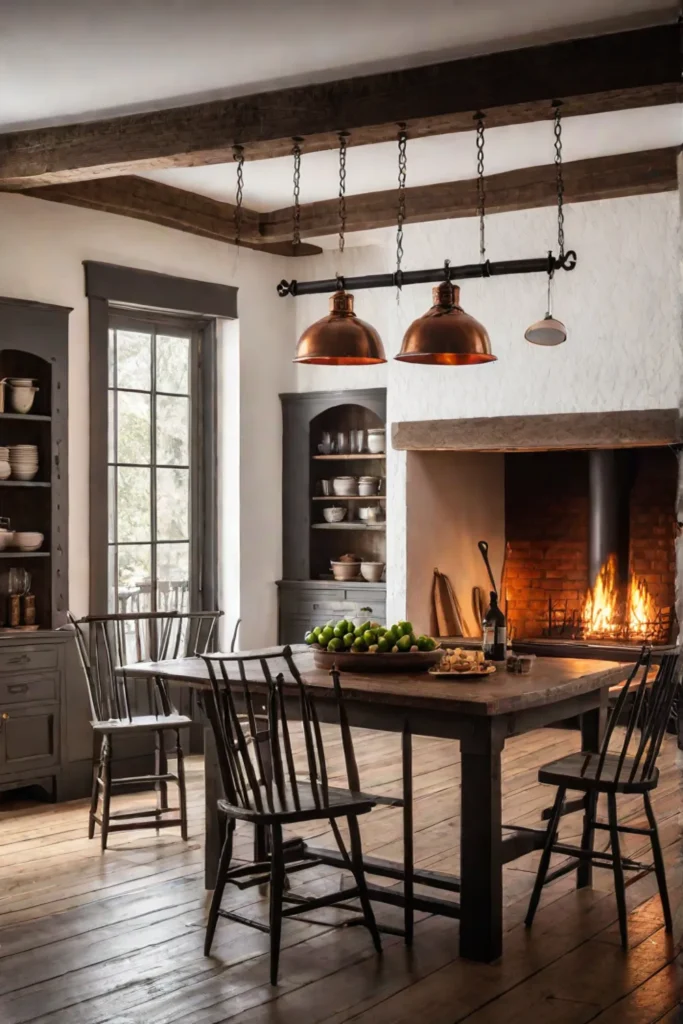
left=312, top=647, right=443, bottom=673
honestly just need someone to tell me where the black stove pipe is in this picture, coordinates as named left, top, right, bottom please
left=588, top=450, right=631, bottom=591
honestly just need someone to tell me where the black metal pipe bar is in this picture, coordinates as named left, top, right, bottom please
left=277, top=250, right=577, bottom=297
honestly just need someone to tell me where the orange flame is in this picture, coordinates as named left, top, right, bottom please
left=582, top=554, right=660, bottom=639
left=628, top=575, right=658, bottom=637
left=583, top=554, right=620, bottom=637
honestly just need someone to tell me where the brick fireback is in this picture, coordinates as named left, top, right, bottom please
left=504, top=448, right=677, bottom=640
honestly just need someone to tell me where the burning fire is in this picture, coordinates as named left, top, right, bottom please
left=582, top=554, right=660, bottom=640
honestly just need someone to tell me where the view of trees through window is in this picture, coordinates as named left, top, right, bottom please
left=108, top=319, right=193, bottom=613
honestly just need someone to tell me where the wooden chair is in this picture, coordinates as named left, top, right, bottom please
left=69, top=610, right=221, bottom=849
left=525, top=644, right=681, bottom=948
left=202, top=646, right=394, bottom=985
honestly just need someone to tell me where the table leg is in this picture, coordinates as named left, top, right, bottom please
left=577, top=692, right=607, bottom=889
left=460, top=718, right=504, bottom=962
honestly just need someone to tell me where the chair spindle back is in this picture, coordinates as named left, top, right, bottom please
left=69, top=610, right=221, bottom=723
left=591, top=644, right=681, bottom=785
left=203, top=646, right=360, bottom=814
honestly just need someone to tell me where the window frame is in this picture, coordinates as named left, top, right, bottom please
left=106, top=308, right=208, bottom=614
left=86, top=261, right=231, bottom=617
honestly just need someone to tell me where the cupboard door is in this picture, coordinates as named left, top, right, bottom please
left=1, top=705, right=59, bottom=773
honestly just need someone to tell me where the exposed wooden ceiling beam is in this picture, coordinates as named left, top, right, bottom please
left=21, top=177, right=322, bottom=256
left=261, top=148, right=679, bottom=240
left=1, top=24, right=679, bottom=188
left=22, top=148, right=676, bottom=253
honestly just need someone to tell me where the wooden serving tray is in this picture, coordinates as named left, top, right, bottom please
left=428, top=665, right=496, bottom=679
left=312, top=647, right=444, bottom=673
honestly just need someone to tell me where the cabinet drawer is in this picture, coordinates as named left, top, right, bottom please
left=0, top=645, right=59, bottom=676
left=0, top=672, right=58, bottom=705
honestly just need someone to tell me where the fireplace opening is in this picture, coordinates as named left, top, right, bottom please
left=504, top=446, right=677, bottom=652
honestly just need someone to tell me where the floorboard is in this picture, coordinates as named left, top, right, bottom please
left=0, top=726, right=680, bottom=1024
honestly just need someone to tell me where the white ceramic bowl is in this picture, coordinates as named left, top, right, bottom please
left=0, top=530, right=14, bottom=551
left=322, top=506, right=347, bottom=523
left=332, top=476, right=358, bottom=496
left=330, top=560, right=361, bottom=581
left=360, top=561, right=385, bottom=583
left=13, top=532, right=44, bottom=551
left=11, top=468, right=38, bottom=481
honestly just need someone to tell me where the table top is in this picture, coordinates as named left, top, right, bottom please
left=120, top=647, right=628, bottom=718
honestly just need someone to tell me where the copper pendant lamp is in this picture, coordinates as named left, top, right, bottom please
left=395, top=279, right=496, bottom=364
left=294, top=290, right=386, bottom=364
left=294, top=133, right=386, bottom=365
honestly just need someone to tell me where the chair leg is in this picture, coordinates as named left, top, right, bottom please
left=643, top=792, right=673, bottom=933
left=176, top=730, right=188, bottom=842
left=577, top=791, right=597, bottom=890
left=347, top=815, right=382, bottom=954
left=204, top=817, right=235, bottom=956
left=269, top=823, right=286, bottom=985
left=607, top=792, right=628, bottom=950
left=88, top=732, right=101, bottom=840
left=154, top=731, right=168, bottom=834
left=402, top=721, right=414, bottom=947
left=100, top=736, right=112, bottom=853
left=525, top=786, right=566, bottom=928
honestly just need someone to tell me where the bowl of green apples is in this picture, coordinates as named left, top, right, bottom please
left=305, top=619, right=442, bottom=672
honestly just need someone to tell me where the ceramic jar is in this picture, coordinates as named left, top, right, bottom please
left=8, top=379, right=39, bottom=414
left=367, top=428, right=385, bottom=454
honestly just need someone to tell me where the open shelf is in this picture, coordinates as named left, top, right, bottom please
left=312, top=523, right=386, bottom=531
left=312, top=454, right=386, bottom=461
left=0, top=412, right=51, bottom=422
left=0, top=551, right=49, bottom=558
left=0, top=481, right=50, bottom=488
left=312, top=495, right=386, bottom=501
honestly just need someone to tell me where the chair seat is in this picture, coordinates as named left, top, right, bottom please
left=539, top=751, right=659, bottom=794
left=218, top=783, right=376, bottom=825
left=92, top=713, right=192, bottom=734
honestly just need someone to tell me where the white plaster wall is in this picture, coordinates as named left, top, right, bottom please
left=405, top=451, right=505, bottom=637
left=294, top=192, right=681, bottom=620
left=0, top=192, right=295, bottom=648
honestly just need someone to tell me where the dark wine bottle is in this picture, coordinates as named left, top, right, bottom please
left=482, top=591, right=506, bottom=661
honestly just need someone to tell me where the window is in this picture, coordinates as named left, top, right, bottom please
left=106, top=311, right=213, bottom=614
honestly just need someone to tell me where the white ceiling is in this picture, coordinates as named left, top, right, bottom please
left=0, top=0, right=676, bottom=130
left=140, top=105, right=683, bottom=212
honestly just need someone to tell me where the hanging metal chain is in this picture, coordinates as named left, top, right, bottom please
left=292, top=137, right=303, bottom=249
left=553, top=102, right=565, bottom=258
left=233, top=145, right=244, bottom=247
left=338, top=131, right=349, bottom=255
left=475, top=113, right=486, bottom=262
left=395, top=126, right=407, bottom=286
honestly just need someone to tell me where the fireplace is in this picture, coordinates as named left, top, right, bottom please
left=504, top=447, right=677, bottom=654
left=399, top=409, right=681, bottom=661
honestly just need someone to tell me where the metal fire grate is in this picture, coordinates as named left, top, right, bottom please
left=538, top=597, right=672, bottom=645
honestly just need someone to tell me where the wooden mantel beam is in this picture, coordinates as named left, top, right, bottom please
left=0, top=24, right=679, bottom=188
left=22, top=147, right=677, bottom=252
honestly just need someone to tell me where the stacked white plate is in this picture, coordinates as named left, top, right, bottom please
left=9, top=445, right=39, bottom=480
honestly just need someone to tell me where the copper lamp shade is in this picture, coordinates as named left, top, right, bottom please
left=395, top=282, right=496, bottom=365
left=294, top=291, right=386, bottom=365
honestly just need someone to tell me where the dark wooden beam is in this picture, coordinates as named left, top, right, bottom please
left=21, top=177, right=322, bottom=256
left=261, top=148, right=678, bottom=240
left=0, top=24, right=679, bottom=188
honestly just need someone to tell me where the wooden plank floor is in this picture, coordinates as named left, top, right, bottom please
left=0, top=726, right=681, bottom=1023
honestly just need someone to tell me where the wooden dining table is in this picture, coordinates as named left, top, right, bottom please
left=120, top=649, right=627, bottom=963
